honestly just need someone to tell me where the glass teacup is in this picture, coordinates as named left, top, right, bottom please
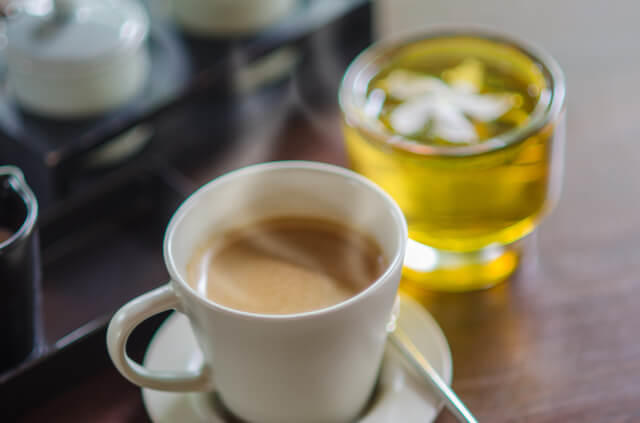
left=339, top=28, right=566, bottom=291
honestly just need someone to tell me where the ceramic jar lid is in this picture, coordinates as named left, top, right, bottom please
left=6, top=0, right=149, bottom=75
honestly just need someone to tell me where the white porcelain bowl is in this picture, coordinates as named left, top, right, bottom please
left=6, top=0, right=150, bottom=119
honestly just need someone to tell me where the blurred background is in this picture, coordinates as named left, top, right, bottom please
left=2, top=0, right=640, bottom=421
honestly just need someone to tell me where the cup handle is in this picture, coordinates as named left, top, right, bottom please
left=107, top=284, right=212, bottom=392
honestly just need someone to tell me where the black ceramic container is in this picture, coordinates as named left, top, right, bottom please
left=0, top=166, right=40, bottom=371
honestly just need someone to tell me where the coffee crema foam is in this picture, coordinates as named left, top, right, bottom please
left=186, top=217, right=387, bottom=315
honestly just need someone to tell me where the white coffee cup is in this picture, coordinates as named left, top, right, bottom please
left=106, top=161, right=408, bottom=423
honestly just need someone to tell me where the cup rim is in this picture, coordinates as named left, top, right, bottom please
left=0, top=166, right=38, bottom=252
left=163, top=160, right=408, bottom=321
left=338, top=25, right=566, bottom=157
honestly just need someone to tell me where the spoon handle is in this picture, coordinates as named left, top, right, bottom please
left=389, top=329, right=478, bottom=423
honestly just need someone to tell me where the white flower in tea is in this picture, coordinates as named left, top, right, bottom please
left=369, top=59, right=520, bottom=144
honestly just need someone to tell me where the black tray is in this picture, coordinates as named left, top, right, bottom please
left=0, top=0, right=373, bottom=418
left=0, top=0, right=370, bottom=208
left=0, top=167, right=184, bottom=417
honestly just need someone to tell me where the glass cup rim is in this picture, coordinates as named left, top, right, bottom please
left=338, top=25, right=566, bottom=157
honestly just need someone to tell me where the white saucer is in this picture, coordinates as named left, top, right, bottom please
left=142, top=294, right=453, bottom=423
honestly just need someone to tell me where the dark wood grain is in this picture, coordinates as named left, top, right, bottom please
left=15, top=49, right=640, bottom=423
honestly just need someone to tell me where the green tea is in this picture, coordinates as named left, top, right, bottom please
left=341, top=35, right=564, bottom=289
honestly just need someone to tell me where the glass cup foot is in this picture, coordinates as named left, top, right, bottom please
left=402, top=239, right=520, bottom=292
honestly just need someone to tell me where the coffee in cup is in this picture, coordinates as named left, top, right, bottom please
left=187, top=216, right=387, bottom=315
left=0, top=227, right=13, bottom=243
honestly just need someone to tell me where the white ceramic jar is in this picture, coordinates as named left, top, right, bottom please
left=173, top=0, right=297, bottom=36
left=6, top=0, right=150, bottom=119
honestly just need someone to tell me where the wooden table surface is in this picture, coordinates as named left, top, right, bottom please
left=17, top=33, right=640, bottom=423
